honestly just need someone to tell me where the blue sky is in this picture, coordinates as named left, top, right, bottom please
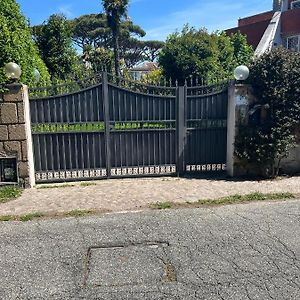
left=17, top=0, right=271, bottom=40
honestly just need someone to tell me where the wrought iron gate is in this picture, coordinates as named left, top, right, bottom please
left=29, top=73, right=228, bottom=183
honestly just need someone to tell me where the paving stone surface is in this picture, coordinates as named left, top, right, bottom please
left=0, top=176, right=300, bottom=215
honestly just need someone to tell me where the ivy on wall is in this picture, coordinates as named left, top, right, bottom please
left=0, top=0, right=50, bottom=88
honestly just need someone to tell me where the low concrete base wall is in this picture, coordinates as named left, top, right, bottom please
left=281, top=144, right=300, bottom=175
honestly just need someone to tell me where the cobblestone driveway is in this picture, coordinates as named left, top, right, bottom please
left=0, top=176, right=300, bottom=216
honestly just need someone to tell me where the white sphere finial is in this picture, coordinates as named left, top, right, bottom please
left=234, top=65, right=250, bottom=81
left=34, top=68, right=41, bottom=82
left=4, top=62, right=22, bottom=80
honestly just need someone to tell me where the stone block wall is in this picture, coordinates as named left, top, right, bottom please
left=0, top=84, right=35, bottom=187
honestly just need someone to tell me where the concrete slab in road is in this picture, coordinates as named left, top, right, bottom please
left=0, top=200, right=300, bottom=299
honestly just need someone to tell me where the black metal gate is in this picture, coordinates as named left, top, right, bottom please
left=29, top=73, right=228, bottom=183
left=185, top=84, right=228, bottom=173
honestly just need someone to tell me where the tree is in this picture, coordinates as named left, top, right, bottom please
left=119, top=38, right=144, bottom=68
left=140, top=40, right=165, bottom=62
left=140, top=68, right=164, bottom=85
left=118, top=39, right=164, bottom=68
left=69, top=13, right=110, bottom=49
left=121, top=39, right=164, bottom=67
left=235, top=48, right=300, bottom=177
left=158, top=26, right=253, bottom=84
left=82, top=45, right=114, bottom=72
left=230, top=31, right=254, bottom=66
left=214, top=31, right=235, bottom=79
left=158, top=26, right=219, bottom=84
left=69, top=14, right=145, bottom=51
left=0, top=0, right=50, bottom=86
left=102, top=0, right=129, bottom=77
left=118, top=20, right=146, bottom=67
left=34, top=14, right=78, bottom=79
left=69, top=13, right=146, bottom=68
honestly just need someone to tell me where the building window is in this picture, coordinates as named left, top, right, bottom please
left=287, top=36, right=300, bottom=52
left=291, top=0, right=300, bottom=9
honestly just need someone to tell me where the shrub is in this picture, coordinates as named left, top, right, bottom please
left=0, top=0, right=50, bottom=87
left=235, top=48, right=300, bottom=177
left=158, top=26, right=253, bottom=84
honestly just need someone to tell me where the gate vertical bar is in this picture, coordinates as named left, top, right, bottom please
left=102, top=72, right=111, bottom=178
left=176, top=86, right=187, bottom=175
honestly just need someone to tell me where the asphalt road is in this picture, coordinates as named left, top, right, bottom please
left=0, top=200, right=300, bottom=300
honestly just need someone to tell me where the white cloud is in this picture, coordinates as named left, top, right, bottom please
left=144, top=0, right=271, bottom=40
left=58, top=4, right=74, bottom=18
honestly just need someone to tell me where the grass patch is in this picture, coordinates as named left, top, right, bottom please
left=150, top=192, right=295, bottom=210
left=0, top=215, right=16, bottom=222
left=0, top=209, right=109, bottom=222
left=198, top=192, right=295, bottom=205
left=150, top=202, right=173, bottom=210
left=0, top=186, right=22, bottom=204
left=80, top=182, right=97, bottom=187
left=19, top=212, right=45, bottom=222
left=36, top=184, right=75, bottom=189
left=0, top=212, right=46, bottom=222
left=64, top=209, right=94, bottom=218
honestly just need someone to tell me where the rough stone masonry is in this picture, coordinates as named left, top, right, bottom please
left=0, top=84, right=35, bottom=187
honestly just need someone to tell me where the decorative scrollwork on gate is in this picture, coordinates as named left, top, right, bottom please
left=186, top=164, right=226, bottom=172
left=35, top=168, right=107, bottom=182
left=110, top=165, right=176, bottom=177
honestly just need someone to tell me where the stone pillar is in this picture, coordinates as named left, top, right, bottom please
left=226, top=81, right=236, bottom=177
left=226, top=83, right=256, bottom=177
left=0, top=84, right=35, bottom=187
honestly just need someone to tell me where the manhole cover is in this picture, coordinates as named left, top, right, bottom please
left=84, top=241, right=175, bottom=287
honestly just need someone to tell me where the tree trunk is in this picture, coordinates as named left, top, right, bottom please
left=113, top=30, right=120, bottom=78
left=275, top=158, right=282, bottom=178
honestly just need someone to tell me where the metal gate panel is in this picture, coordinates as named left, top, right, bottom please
left=30, top=84, right=107, bottom=183
left=106, top=83, right=177, bottom=177
left=185, top=87, right=228, bottom=173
